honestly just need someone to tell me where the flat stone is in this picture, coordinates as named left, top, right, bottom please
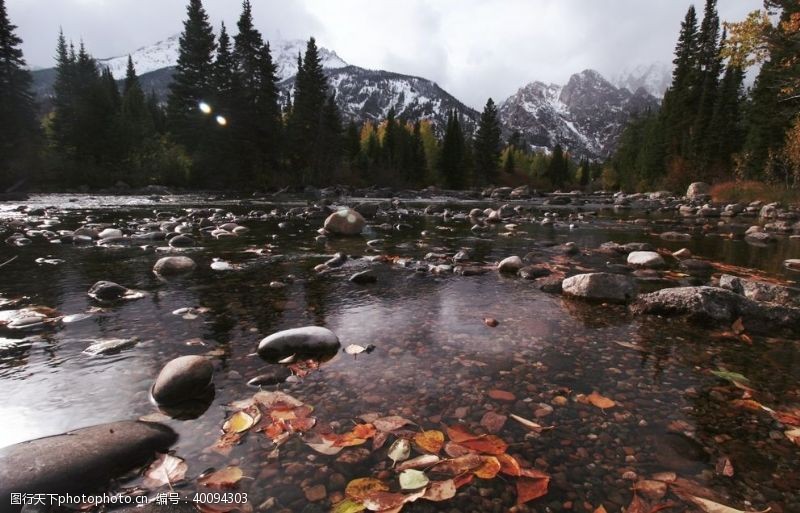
left=627, top=251, right=665, bottom=268
left=257, top=326, right=341, bottom=362
left=498, top=255, right=523, bottom=273
left=87, top=281, right=129, bottom=301
left=349, top=270, right=377, bottom=284
left=562, top=273, right=638, bottom=303
left=0, top=421, right=177, bottom=511
left=151, top=355, right=214, bottom=405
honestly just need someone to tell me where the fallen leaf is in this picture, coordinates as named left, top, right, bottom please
left=306, top=438, right=344, bottom=455
left=374, top=416, right=413, bottom=432
left=399, top=469, right=429, bottom=490
left=331, top=499, right=367, bottom=513
left=483, top=317, right=499, bottom=327
left=458, top=435, right=508, bottom=455
left=710, top=370, right=750, bottom=386
left=143, top=453, right=188, bottom=489
left=731, top=399, right=765, bottom=412
left=509, top=413, right=550, bottom=432
left=443, top=441, right=475, bottom=458
left=223, top=411, right=256, bottom=434
left=431, top=454, right=484, bottom=476
left=453, top=473, right=474, bottom=488
left=496, top=453, right=522, bottom=476
left=445, top=424, right=480, bottom=443
left=422, top=479, right=456, bottom=501
left=345, top=478, right=389, bottom=501
left=516, top=475, right=550, bottom=505
left=414, top=430, right=444, bottom=454
left=587, top=391, right=616, bottom=409
left=689, top=496, right=770, bottom=513
left=594, top=506, right=608, bottom=513
left=626, top=494, right=649, bottom=513
left=253, top=390, right=304, bottom=408
left=473, top=456, right=501, bottom=479
left=388, top=438, right=411, bottom=465
left=198, top=466, right=244, bottom=488
left=731, top=317, right=745, bottom=335
left=487, top=389, right=515, bottom=401
left=396, top=454, right=441, bottom=471
left=786, top=428, right=800, bottom=445
left=345, top=344, right=366, bottom=355
left=362, top=491, right=406, bottom=512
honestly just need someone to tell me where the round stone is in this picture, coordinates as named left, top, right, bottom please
left=257, top=326, right=341, bottom=362
left=151, top=355, right=214, bottom=405
left=153, top=256, right=196, bottom=276
left=323, top=208, right=366, bottom=236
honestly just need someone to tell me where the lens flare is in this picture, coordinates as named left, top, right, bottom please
left=216, top=115, right=227, bottom=126
left=198, top=102, right=212, bottom=114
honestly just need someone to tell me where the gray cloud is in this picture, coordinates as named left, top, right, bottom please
left=8, top=0, right=761, bottom=108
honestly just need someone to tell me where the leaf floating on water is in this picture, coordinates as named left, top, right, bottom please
left=331, top=499, right=367, bottom=513
left=345, top=344, right=367, bottom=355
left=143, top=453, right=188, bottom=489
left=307, top=438, right=344, bottom=455
left=422, top=479, right=456, bottom=501
left=473, top=456, right=502, bottom=479
left=413, top=430, right=444, bottom=454
left=445, top=424, right=480, bottom=443
left=345, top=478, right=389, bottom=501
left=587, top=391, right=616, bottom=409
left=515, top=475, right=550, bottom=505
left=399, top=469, right=429, bottom=491
left=198, top=466, right=244, bottom=488
left=431, top=454, right=483, bottom=476
left=496, top=453, right=522, bottom=476
left=223, top=411, right=256, bottom=434
left=388, top=438, right=411, bottom=465
left=689, top=496, right=770, bottom=513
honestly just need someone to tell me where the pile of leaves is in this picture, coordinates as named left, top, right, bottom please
left=324, top=418, right=550, bottom=513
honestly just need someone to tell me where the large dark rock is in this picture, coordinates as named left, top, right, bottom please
left=631, top=286, right=800, bottom=334
left=151, top=355, right=214, bottom=405
left=718, top=274, right=800, bottom=307
left=257, top=326, right=340, bottom=362
left=562, top=272, right=638, bottom=303
left=0, top=421, right=177, bottom=512
left=87, top=281, right=131, bottom=301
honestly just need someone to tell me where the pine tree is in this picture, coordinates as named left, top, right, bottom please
left=50, top=29, right=75, bottom=158
left=166, top=0, right=216, bottom=154
left=503, top=147, right=515, bottom=174
left=690, top=0, right=723, bottom=175
left=213, top=22, right=235, bottom=101
left=0, top=0, right=38, bottom=186
left=439, top=110, right=466, bottom=189
left=547, top=144, right=568, bottom=189
left=409, top=121, right=427, bottom=186
left=473, top=98, right=502, bottom=185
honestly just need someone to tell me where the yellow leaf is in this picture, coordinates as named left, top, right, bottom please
left=223, top=411, right=255, bottom=434
left=345, top=478, right=389, bottom=501
left=413, top=430, right=444, bottom=454
left=587, top=391, right=616, bottom=409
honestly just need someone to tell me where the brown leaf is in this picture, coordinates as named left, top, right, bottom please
left=396, top=454, right=441, bottom=471
left=473, top=456, right=501, bottom=479
left=422, top=480, right=457, bottom=501
left=732, top=317, right=745, bottom=335
left=594, top=506, right=608, bottom=513
left=496, top=453, right=522, bottom=476
left=413, top=430, right=445, bottom=454
left=198, top=466, right=244, bottom=489
left=626, top=494, right=649, bottom=513
left=345, top=477, right=389, bottom=501
left=373, top=416, right=413, bottom=432
left=445, top=424, right=480, bottom=443
left=483, top=317, right=499, bottom=327
left=443, top=441, right=475, bottom=458
left=362, top=491, right=406, bottom=511
left=515, top=475, right=550, bottom=505
left=143, top=453, right=188, bottom=489
left=431, top=454, right=484, bottom=476
left=715, top=457, right=734, bottom=477
left=587, top=391, right=616, bottom=409
left=458, top=435, right=508, bottom=455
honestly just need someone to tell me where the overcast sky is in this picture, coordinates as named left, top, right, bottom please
left=8, top=0, right=760, bottom=108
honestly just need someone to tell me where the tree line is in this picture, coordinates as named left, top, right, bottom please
left=608, top=0, right=800, bottom=192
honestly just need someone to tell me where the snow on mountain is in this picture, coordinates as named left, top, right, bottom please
left=612, top=61, right=672, bottom=98
left=499, top=69, right=659, bottom=159
left=97, top=34, right=348, bottom=81
left=281, top=66, right=478, bottom=132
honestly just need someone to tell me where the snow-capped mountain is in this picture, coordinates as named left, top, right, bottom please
left=499, top=69, right=659, bottom=159
left=280, top=66, right=478, bottom=131
left=612, top=61, right=672, bottom=98
left=96, top=34, right=348, bottom=82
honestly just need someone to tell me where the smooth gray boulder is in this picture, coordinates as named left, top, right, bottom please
left=323, top=208, right=366, bottom=235
left=627, top=251, right=666, bottom=268
left=257, top=326, right=340, bottom=362
left=718, top=274, right=800, bottom=307
left=562, top=273, right=638, bottom=303
left=349, top=270, right=377, bottom=284
left=0, top=421, right=177, bottom=512
left=153, top=256, right=197, bottom=276
left=151, top=355, right=214, bottom=405
left=497, top=255, right=523, bottom=274
left=631, top=286, right=800, bottom=334
left=87, top=281, right=135, bottom=302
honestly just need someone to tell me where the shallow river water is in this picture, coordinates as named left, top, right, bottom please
left=0, top=194, right=799, bottom=513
